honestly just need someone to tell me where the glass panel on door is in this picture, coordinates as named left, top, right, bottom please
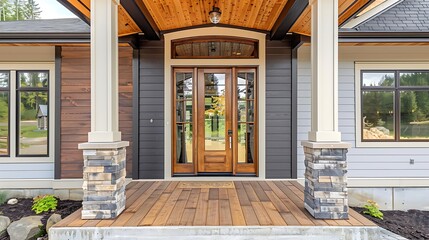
left=175, top=72, right=193, bottom=164
left=204, top=73, right=226, bottom=151
left=237, top=72, right=255, bottom=164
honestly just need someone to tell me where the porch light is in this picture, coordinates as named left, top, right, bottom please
left=209, top=6, right=222, bottom=24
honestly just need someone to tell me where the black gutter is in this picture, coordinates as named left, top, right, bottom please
left=339, top=32, right=429, bottom=42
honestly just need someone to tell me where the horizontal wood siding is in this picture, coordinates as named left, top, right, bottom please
left=265, top=41, right=293, bottom=179
left=297, top=45, right=429, bottom=178
left=0, top=163, right=53, bottom=179
left=138, top=41, right=165, bottom=179
left=60, top=46, right=133, bottom=178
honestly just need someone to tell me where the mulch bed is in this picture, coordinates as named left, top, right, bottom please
left=0, top=198, right=81, bottom=240
left=352, top=207, right=429, bottom=240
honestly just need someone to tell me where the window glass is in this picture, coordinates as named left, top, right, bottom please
left=173, top=37, right=258, bottom=59
left=19, top=71, right=48, bottom=88
left=18, top=92, right=48, bottom=155
left=400, top=72, right=429, bottom=86
left=361, top=69, right=429, bottom=142
left=0, top=71, right=9, bottom=155
left=175, top=72, right=193, bottom=164
left=362, top=72, right=395, bottom=87
left=17, top=71, right=49, bottom=156
left=400, top=91, right=429, bottom=140
left=204, top=73, right=226, bottom=151
left=362, top=91, right=394, bottom=140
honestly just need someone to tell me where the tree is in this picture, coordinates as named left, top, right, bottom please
left=23, top=0, right=40, bottom=20
left=0, top=0, right=41, bottom=21
left=0, top=0, right=13, bottom=21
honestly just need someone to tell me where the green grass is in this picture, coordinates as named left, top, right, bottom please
left=20, top=125, right=47, bottom=138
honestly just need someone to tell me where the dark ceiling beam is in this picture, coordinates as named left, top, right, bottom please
left=121, top=0, right=160, bottom=40
left=270, top=0, right=309, bottom=40
left=56, top=0, right=90, bottom=25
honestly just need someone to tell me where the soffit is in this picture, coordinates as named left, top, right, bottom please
left=63, top=0, right=141, bottom=37
left=61, top=0, right=369, bottom=38
left=290, top=0, right=371, bottom=36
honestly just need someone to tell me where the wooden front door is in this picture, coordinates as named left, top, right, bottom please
left=197, top=68, right=233, bottom=173
left=173, top=67, right=257, bottom=176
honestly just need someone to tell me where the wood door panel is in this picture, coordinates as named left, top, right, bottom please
left=197, top=68, right=233, bottom=173
left=173, top=67, right=257, bottom=176
left=204, top=155, right=226, bottom=163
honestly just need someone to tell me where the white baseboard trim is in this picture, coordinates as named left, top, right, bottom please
left=298, top=178, right=429, bottom=187
left=1, top=178, right=428, bottom=189
left=0, top=178, right=133, bottom=189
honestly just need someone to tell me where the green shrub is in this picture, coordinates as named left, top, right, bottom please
left=32, top=195, right=58, bottom=214
left=0, top=192, right=6, bottom=204
left=363, top=200, right=384, bottom=220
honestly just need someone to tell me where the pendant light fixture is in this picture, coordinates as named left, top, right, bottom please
left=209, top=5, right=222, bottom=24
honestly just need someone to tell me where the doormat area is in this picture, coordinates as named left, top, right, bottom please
left=177, top=181, right=235, bottom=189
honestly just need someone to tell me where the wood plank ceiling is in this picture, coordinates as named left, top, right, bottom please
left=142, top=0, right=288, bottom=31
left=62, top=0, right=370, bottom=37
left=290, top=0, right=371, bottom=36
left=64, top=0, right=141, bottom=36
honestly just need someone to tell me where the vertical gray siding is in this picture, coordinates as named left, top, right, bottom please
left=297, top=45, right=429, bottom=179
left=138, top=41, right=165, bottom=179
left=265, top=41, right=293, bottom=179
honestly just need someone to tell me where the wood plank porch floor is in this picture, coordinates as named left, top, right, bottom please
left=53, top=181, right=375, bottom=228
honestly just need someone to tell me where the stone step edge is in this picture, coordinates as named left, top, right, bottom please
left=50, top=226, right=406, bottom=240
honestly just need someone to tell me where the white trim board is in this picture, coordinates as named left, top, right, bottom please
left=0, top=62, right=55, bottom=163
left=355, top=62, right=429, bottom=148
left=1, top=178, right=429, bottom=189
left=341, top=0, right=403, bottom=29
left=163, top=27, right=267, bottom=180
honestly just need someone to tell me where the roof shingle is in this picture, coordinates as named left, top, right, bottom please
left=352, top=0, right=429, bottom=32
left=0, top=18, right=89, bottom=34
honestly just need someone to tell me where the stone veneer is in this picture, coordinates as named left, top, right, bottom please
left=301, top=141, right=351, bottom=220
left=78, top=141, right=129, bottom=219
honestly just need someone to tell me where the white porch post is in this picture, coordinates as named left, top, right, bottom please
left=78, top=0, right=129, bottom=219
left=308, top=0, right=340, bottom=142
left=301, top=0, right=351, bottom=220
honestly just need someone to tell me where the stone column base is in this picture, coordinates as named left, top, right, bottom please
left=78, top=141, right=129, bottom=219
left=301, top=141, right=351, bottom=220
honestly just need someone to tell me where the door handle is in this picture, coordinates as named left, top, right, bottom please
left=229, top=136, right=232, bottom=149
left=228, top=130, right=232, bottom=149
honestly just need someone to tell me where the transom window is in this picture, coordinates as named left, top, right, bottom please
left=360, top=70, right=429, bottom=142
left=172, top=37, right=258, bottom=59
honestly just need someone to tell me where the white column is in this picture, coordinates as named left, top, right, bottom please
left=88, top=0, right=121, bottom=142
left=308, top=0, right=341, bottom=142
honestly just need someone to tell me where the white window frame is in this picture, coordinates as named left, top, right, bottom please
left=0, top=62, right=55, bottom=162
left=355, top=62, right=429, bottom=147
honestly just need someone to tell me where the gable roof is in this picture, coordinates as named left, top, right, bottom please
left=345, top=0, right=429, bottom=32
left=0, top=18, right=89, bottom=34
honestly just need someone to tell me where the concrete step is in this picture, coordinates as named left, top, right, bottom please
left=49, top=226, right=407, bottom=240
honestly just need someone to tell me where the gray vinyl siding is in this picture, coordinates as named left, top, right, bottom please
left=297, top=45, right=429, bottom=179
left=265, top=41, right=293, bottom=179
left=138, top=41, right=165, bottom=179
left=0, top=163, right=53, bottom=179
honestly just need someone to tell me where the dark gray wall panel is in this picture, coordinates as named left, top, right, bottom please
left=138, top=41, right=164, bottom=179
left=265, top=40, right=293, bottom=179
